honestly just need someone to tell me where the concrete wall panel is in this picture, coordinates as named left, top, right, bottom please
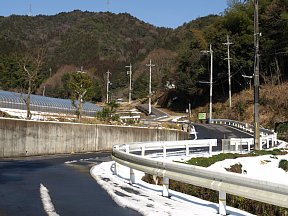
left=0, top=118, right=186, bottom=158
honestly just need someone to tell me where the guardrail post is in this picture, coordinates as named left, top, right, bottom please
left=141, top=145, right=145, bottom=156
left=162, top=177, right=169, bottom=197
left=266, top=136, right=270, bottom=148
left=113, top=146, right=120, bottom=175
left=219, top=191, right=227, bottom=215
left=130, top=168, right=136, bottom=184
left=163, top=145, right=167, bottom=159
left=209, top=142, right=213, bottom=155
left=186, top=144, right=189, bottom=156
left=273, top=133, right=277, bottom=146
left=125, top=145, right=136, bottom=184
left=235, top=139, right=239, bottom=152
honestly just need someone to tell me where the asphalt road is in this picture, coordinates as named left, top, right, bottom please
left=0, top=153, right=140, bottom=216
left=0, top=124, right=254, bottom=216
left=192, top=123, right=253, bottom=151
left=193, top=123, right=253, bottom=140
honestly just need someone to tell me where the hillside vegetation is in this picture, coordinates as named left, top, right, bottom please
left=0, top=0, right=287, bottom=126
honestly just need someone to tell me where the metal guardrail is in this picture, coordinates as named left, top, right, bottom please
left=211, top=119, right=278, bottom=149
left=112, top=140, right=288, bottom=215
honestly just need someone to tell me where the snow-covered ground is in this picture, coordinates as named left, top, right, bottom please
left=2, top=107, right=288, bottom=215
left=91, top=161, right=253, bottom=216
left=0, top=108, right=75, bottom=121
left=90, top=146, right=288, bottom=216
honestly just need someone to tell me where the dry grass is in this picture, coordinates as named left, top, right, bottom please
left=191, top=82, right=288, bottom=128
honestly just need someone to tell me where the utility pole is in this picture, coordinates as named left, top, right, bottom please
left=106, top=70, right=111, bottom=103
left=125, top=63, right=132, bottom=104
left=146, top=59, right=155, bottom=115
left=209, top=44, right=213, bottom=123
left=254, top=0, right=260, bottom=150
left=223, top=35, right=233, bottom=108
left=201, top=45, right=213, bottom=122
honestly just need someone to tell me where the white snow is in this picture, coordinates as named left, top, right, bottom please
left=208, top=154, right=288, bottom=185
left=90, top=142, right=288, bottom=216
left=2, top=107, right=288, bottom=215
left=40, top=183, right=59, bottom=216
left=0, top=108, right=75, bottom=121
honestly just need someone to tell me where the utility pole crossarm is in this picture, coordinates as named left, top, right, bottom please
left=146, top=59, right=155, bottom=115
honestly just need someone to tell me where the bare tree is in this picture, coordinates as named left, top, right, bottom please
left=66, top=71, right=93, bottom=122
left=20, top=48, right=46, bottom=119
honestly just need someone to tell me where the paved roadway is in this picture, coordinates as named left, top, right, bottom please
left=192, top=123, right=253, bottom=151
left=136, top=104, right=168, bottom=119
left=0, top=123, right=253, bottom=216
left=0, top=153, right=140, bottom=216
left=193, top=123, right=253, bottom=140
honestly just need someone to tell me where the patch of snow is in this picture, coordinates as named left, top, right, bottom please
left=208, top=154, right=288, bottom=184
left=90, top=159, right=256, bottom=216
left=40, top=183, right=59, bottom=216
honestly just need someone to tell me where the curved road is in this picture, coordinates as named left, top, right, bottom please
left=193, top=123, right=253, bottom=151
left=0, top=123, right=253, bottom=216
left=0, top=153, right=140, bottom=216
left=193, top=123, right=253, bottom=140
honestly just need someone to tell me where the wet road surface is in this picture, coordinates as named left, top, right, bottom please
left=193, top=123, right=253, bottom=151
left=0, top=152, right=141, bottom=216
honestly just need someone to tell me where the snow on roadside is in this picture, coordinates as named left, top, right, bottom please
left=208, top=154, right=288, bottom=185
left=90, top=160, right=255, bottom=216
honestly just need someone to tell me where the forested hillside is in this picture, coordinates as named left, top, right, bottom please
left=0, top=0, right=287, bottom=112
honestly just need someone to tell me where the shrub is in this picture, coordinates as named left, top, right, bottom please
left=279, top=159, right=288, bottom=172
left=225, top=163, right=243, bottom=173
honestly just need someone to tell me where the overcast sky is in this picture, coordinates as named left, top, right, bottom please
left=0, top=0, right=228, bottom=28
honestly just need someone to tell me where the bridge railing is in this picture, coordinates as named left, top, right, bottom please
left=211, top=119, right=277, bottom=149
left=112, top=140, right=288, bottom=215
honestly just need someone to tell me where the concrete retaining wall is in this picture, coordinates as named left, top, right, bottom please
left=0, top=118, right=186, bottom=158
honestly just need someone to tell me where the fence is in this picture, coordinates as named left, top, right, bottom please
left=211, top=119, right=277, bottom=149
left=112, top=140, right=288, bottom=215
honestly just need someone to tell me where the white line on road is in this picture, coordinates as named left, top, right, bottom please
left=40, top=183, right=60, bottom=216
